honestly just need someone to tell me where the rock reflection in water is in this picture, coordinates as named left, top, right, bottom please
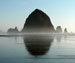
left=56, top=35, right=62, bottom=42
left=23, top=35, right=54, bottom=56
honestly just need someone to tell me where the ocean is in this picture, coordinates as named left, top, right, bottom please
left=0, top=33, right=75, bottom=63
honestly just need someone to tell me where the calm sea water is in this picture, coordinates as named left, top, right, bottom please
left=0, top=34, right=75, bottom=63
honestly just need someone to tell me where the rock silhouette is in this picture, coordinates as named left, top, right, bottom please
left=21, top=9, right=55, bottom=33
left=23, top=35, right=53, bottom=56
left=64, top=28, right=68, bottom=33
left=7, top=27, right=19, bottom=33
left=56, top=26, right=62, bottom=33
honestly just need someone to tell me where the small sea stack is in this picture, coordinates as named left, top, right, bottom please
left=56, top=26, right=62, bottom=33
left=7, top=27, right=19, bottom=33
left=21, top=9, right=55, bottom=33
left=64, top=28, right=68, bottom=33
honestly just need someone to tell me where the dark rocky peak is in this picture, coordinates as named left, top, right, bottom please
left=21, top=9, right=55, bottom=33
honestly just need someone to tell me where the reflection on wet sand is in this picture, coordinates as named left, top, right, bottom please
left=23, top=35, right=54, bottom=56
left=56, top=35, right=62, bottom=42
left=55, top=34, right=68, bottom=42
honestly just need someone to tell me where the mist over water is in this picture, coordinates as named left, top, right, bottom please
left=0, top=34, right=75, bottom=63
left=0, top=0, right=75, bottom=63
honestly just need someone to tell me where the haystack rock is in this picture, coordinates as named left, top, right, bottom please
left=21, top=9, right=55, bottom=33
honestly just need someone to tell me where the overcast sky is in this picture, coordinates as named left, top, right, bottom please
left=0, top=0, right=75, bottom=32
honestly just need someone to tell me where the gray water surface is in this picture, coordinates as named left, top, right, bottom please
left=0, top=34, right=75, bottom=63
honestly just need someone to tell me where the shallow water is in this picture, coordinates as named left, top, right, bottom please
left=0, top=34, right=75, bottom=63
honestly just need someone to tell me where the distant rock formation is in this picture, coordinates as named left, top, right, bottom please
left=21, top=9, right=55, bottom=33
left=7, top=27, right=19, bottom=33
left=56, top=26, right=62, bottom=33
left=64, top=28, right=68, bottom=33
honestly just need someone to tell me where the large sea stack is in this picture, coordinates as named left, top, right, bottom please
left=21, top=9, right=55, bottom=33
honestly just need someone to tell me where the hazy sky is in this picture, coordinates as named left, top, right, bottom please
left=0, top=0, right=75, bottom=32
